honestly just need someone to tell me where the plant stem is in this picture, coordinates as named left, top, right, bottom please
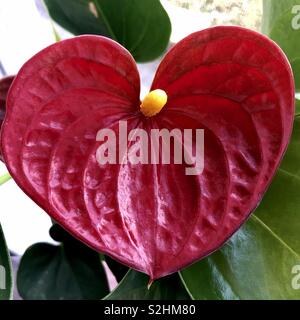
left=52, top=23, right=61, bottom=42
left=0, top=173, right=12, bottom=185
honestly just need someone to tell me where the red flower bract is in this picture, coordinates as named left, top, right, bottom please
left=1, top=27, right=294, bottom=279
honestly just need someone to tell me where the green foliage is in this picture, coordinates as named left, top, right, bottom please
left=296, top=98, right=300, bottom=115
left=262, top=0, right=300, bottom=92
left=0, top=224, right=13, bottom=300
left=1, top=0, right=300, bottom=301
left=44, top=0, right=171, bottom=62
left=17, top=225, right=109, bottom=300
left=105, top=269, right=190, bottom=300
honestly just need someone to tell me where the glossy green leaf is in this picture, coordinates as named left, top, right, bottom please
left=296, top=98, right=300, bottom=115
left=180, top=116, right=300, bottom=300
left=105, top=256, right=128, bottom=283
left=17, top=238, right=109, bottom=300
left=0, top=224, right=13, bottom=300
left=105, top=270, right=190, bottom=300
left=262, top=0, right=300, bottom=91
left=44, top=0, right=110, bottom=36
left=291, top=59, right=300, bottom=91
left=262, top=0, right=297, bottom=34
left=49, top=223, right=75, bottom=243
left=44, top=0, right=171, bottom=62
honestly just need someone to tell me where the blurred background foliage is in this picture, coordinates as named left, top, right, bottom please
left=169, top=0, right=262, bottom=30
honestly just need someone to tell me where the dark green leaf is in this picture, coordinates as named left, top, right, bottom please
left=49, top=223, right=75, bottom=243
left=44, top=0, right=171, bottom=62
left=105, top=270, right=190, bottom=300
left=17, top=240, right=109, bottom=300
left=262, top=0, right=300, bottom=92
left=180, top=116, right=300, bottom=300
left=105, top=255, right=128, bottom=282
left=291, top=59, right=300, bottom=91
left=255, top=115, right=300, bottom=249
left=44, top=0, right=110, bottom=37
left=0, top=224, right=13, bottom=300
left=296, top=98, right=300, bottom=115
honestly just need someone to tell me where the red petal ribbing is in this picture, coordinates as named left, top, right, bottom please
left=150, top=27, right=294, bottom=276
left=1, top=27, right=294, bottom=279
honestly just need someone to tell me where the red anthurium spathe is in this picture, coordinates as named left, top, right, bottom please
left=0, top=75, right=15, bottom=161
left=1, top=27, right=294, bottom=280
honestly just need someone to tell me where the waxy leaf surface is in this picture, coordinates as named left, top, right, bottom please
left=1, top=27, right=294, bottom=279
left=262, top=0, right=300, bottom=92
left=17, top=231, right=109, bottom=300
left=44, top=0, right=171, bottom=62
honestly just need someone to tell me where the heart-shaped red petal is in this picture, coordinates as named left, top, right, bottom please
left=1, top=27, right=294, bottom=279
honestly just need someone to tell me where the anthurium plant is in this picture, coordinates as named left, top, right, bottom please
left=0, top=0, right=299, bottom=300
